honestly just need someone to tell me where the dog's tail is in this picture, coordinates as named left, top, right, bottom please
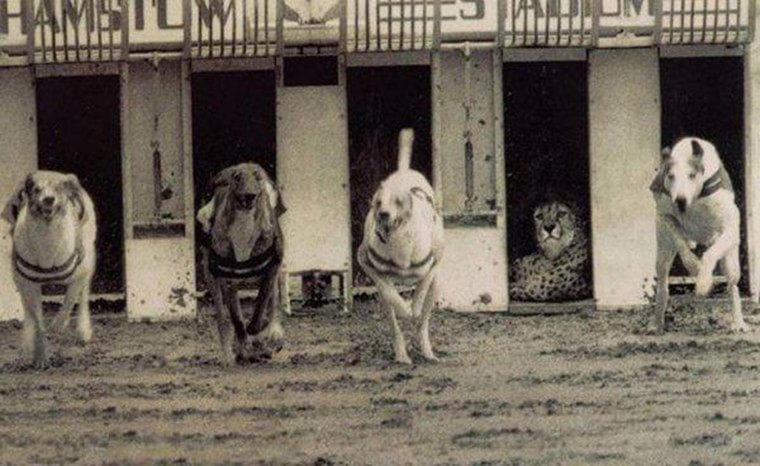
left=397, top=128, right=414, bottom=171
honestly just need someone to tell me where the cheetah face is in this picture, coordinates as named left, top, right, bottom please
left=533, top=201, right=577, bottom=260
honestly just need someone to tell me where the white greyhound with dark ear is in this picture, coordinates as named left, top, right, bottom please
left=357, top=129, right=445, bottom=364
left=2, top=171, right=97, bottom=369
left=650, top=137, right=749, bottom=334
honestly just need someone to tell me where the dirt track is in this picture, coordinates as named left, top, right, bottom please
left=2, top=297, right=760, bottom=465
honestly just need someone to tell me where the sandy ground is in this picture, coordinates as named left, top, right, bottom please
left=2, top=297, right=760, bottom=465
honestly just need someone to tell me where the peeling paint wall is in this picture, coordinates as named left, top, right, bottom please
left=0, top=67, right=36, bottom=321
left=589, top=50, right=660, bottom=308
left=124, top=61, right=195, bottom=321
left=277, top=85, right=351, bottom=274
left=436, top=50, right=508, bottom=312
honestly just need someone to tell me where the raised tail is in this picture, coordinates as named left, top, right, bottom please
left=397, top=128, right=414, bottom=171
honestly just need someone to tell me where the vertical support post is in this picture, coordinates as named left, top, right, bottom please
left=654, top=0, right=663, bottom=45
left=121, top=0, right=130, bottom=59
left=433, top=0, right=441, bottom=50
left=120, top=61, right=133, bottom=242
left=183, top=0, right=192, bottom=59
left=745, top=49, right=760, bottom=302
left=431, top=50, right=442, bottom=203
left=496, top=0, right=505, bottom=48
left=181, top=58, right=196, bottom=284
left=25, top=0, right=35, bottom=64
left=276, top=0, right=284, bottom=56
left=340, top=0, right=348, bottom=54
left=492, top=47, right=508, bottom=309
left=591, top=0, right=600, bottom=47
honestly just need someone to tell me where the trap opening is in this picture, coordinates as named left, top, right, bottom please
left=347, top=65, right=432, bottom=287
left=36, top=75, right=124, bottom=295
left=660, top=56, right=748, bottom=295
left=504, top=61, right=594, bottom=305
left=191, top=70, right=277, bottom=288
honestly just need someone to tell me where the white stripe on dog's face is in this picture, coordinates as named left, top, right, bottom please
left=373, top=184, right=412, bottom=235
left=662, top=139, right=706, bottom=213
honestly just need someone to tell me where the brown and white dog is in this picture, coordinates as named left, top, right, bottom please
left=650, top=137, right=749, bottom=334
left=357, top=129, right=445, bottom=364
left=197, top=163, right=286, bottom=366
left=2, top=171, right=97, bottom=369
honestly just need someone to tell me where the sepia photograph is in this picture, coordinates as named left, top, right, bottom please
left=0, top=0, right=759, bottom=464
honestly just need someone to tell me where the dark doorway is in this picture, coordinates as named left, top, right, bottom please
left=347, top=65, right=432, bottom=286
left=191, top=70, right=277, bottom=283
left=503, top=61, right=592, bottom=302
left=661, top=56, right=748, bottom=292
left=36, top=76, right=124, bottom=294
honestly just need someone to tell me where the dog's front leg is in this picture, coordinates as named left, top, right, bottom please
left=18, top=281, right=48, bottom=369
left=651, top=247, right=676, bottom=334
left=357, top=246, right=412, bottom=319
left=660, top=215, right=701, bottom=276
left=76, top=275, right=93, bottom=344
left=411, top=263, right=439, bottom=318
left=50, top=281, right=80, bottom=335
left=222, top=285, right=251, bottom=362
left=696, top=229, right=739, bottom=297
left=247, top=270, right=282, bottom=340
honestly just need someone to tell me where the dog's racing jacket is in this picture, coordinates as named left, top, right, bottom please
left=12, top=199, right=86, bottom=284
left=198, top=220, right=279, bottom=280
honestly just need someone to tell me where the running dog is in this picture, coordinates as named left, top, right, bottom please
left=650, top=137, right=749, bottom=334
left=357, top=129, right=445, bottom=364
left=197, top=163, right=286, bottom=366
left=2, top=171, right=97, bottom=369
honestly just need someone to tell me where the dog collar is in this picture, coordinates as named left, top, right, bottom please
left=698, top=170, right=724, bottom=198
left=13, top=249, right=82, bottom=284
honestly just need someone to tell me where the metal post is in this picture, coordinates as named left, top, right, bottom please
left=121, top=0, right=129, bottom=60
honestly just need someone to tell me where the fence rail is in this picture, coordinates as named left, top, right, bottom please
left=6, top=0, right=756, bottom=64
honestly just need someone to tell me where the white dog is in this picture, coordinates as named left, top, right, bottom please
left=2, top=171, right=97, bottom=369
left=650, top=137, right=749, bottom=334
left=357, top=129, right=445, bottom=364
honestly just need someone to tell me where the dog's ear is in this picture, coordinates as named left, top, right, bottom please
left=691, top=139, right=704, bottom=159
left=2, top=175, right=30, bottom=226
left=63, top=174, right=82, bottom=198
left=253, top=166, right=286, bottom=217
left=661, top=146, right=672, bottom=159
left=209, top=167, right=237, bottom=193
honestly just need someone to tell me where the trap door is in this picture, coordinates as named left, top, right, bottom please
left=660, top=56, right=748, bottom=294
left=346, top=64, right=433, bottom=288
left=503, top=58, right=592, bottom=306
left=36, top=75, right=124, bottom=296
left=0, top=68, right=37, bottom=320
left=277, top=74, right=351, bottom=290
left=191, top=69, right=277, bottom=289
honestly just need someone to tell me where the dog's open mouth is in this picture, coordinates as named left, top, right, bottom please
left=234, top=193, right=257, bottom=211
left=33, top=204, right=60, bottom=220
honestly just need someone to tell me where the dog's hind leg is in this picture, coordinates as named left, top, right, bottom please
left=721, top=248, right=750, bottom=333
left=418, top=277, right=440, bottom=362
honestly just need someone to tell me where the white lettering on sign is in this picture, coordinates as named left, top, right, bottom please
left=0, top=0, right=748, bottom=49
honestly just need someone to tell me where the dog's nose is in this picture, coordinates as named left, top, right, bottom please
left=676, top=198, right=687, bottom=213
left=41, top=196, right=55, bottom=207
left=378, top=211, right=390, bottom=222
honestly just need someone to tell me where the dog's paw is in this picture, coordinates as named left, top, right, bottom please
left=395, top=353, right=413, bottom=365
left=730, top=320, right=751, bottom=334
left=695, top=271, right=714, bottom=297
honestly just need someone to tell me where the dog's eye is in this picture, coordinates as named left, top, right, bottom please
left=558, top=211, right=567, bottom=218
left=689, top=173, right=697, bottom=180
left=667, top=174, right=675, bottom=181
left=395, top=198, right=404, bottom=207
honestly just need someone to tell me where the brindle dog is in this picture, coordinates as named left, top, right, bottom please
left=197, top=163, right=286, bottom=366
